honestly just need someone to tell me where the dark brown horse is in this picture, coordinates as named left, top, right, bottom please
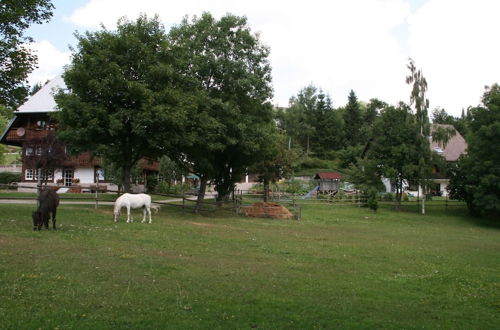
left=32, top=189, right=60, bottom=231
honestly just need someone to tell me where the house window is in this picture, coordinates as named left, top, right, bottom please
left=26, top=147, right=33, bottom=156
left=25, top=169, right=33, bottom=180
left=63, top=168, right=73, bottom=186
left=95, top=168, right=105, bottom=182
left=35, top=146, right=42, bottom=156
left=42, top=169, right=53, bottom=181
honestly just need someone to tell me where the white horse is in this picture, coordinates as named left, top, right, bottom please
left=113, top=193, right=152, bottom=224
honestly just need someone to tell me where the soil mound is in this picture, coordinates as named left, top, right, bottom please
left=242, top=202, right=294, bottom=219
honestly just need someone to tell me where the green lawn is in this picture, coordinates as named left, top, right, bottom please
left=0, top=202, right=498, bottom=329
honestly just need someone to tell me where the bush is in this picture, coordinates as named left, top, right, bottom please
left=367, top=189, right=378, bottom=211
left=279, top=180, right=315, bottom=195
left=249, top=183, right=264, bottom=193
left=382, top=193, right=394, bottom=201
left=146, top=175, right=158, bottom=192
left=0, top=172, right=21, bottom=184
left=156, top=182, right=192, bottom=195
left=402, top=193, right=409, bottom=202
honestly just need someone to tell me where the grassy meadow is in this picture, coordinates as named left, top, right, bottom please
left=0, top=201, right=499, bottom=329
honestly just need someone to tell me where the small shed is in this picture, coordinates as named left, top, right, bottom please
left=314, top=172, right=342, bottom=193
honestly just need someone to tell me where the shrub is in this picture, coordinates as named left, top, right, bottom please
left=284, top=180, right=304, bottom=194
left=249, top=183, right=264, bottom=193
left=367, top=188, right=378, bottom=211
left=382, top=193, right=394, bottom=201
left=146, top=175, right=158, bottom=192
left=0, top=172, right=21, bottom=184
left=156, top=182, right=192, bottom=195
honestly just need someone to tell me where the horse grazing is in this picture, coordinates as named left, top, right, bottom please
left=113, top=193, right=152, bottom=224
left=32, top=189, right=60, bottom=231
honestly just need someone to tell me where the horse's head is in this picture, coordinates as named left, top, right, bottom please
left=113, top=210, right=120, bottom=222
left=32, top=211, right=42, bottom=231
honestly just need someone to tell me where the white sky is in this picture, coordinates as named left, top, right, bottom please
left=26, top=0, right=500, bottom=117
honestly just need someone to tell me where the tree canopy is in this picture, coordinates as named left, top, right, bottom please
left=448, top=84, right=500, bottom=217
left=364, top=103, right=420, bottom=207
left=168, top=12, right=274, bottom=202
left=0, top=0, right=54, bottom=107
left=55, top=15, right=189, bottom=192
left=343, top=89, right=362, bottom=146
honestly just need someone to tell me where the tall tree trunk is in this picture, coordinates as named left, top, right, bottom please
left=122, top=166, right=131, bottom=193
left=395, top=179, right=401, bottom=210
left=263, top=177, right=270, bottom=202
left=195, top=176, right=207, bottom=213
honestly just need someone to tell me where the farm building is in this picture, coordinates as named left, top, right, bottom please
left=0, top=75, right=156, bottom=192
left=429, top=124, right=467, bottom=196
left=314, top=172, right=342, bottom=193
left=380, top=124, right=468, bottom=196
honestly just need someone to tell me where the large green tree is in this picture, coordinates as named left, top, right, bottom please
left=279, top=85, right=343, bottom=156
left=365, top=103, right=420, bottom=208
left=343, top=89, right=362, bottom=147
left=284, top=85, right=317, bottom=154
left=55, top=15, right=188, bottom=192
left=0, top=0, right=53, bottom=107
left=448, top=84, right=500, bottom=217
left=250, top=129, right=298, bottom=202
left=168, top=13, right=274, bottom=202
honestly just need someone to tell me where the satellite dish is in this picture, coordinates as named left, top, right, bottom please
left=17, top=127, right=25, bottom=136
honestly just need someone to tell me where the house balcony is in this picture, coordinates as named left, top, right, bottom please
left=5, top=128, right=52, bottom=142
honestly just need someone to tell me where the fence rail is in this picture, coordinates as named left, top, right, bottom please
left=0, top=183, right=464, bottom=217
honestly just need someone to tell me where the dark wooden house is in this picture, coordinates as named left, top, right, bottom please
left=314, top=172, right=342, bottom=193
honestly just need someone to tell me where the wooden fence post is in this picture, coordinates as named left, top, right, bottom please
left=95, top=179, right=99, bottom=209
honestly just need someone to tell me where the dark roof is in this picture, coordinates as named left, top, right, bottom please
left=314, top=172, right=342, bottom=180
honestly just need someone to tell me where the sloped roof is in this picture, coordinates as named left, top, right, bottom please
left=430, top=124, right=467, bottom=161
left=314, top=172, right=342, bottom=180
left=16, top=75, right=66, bottom=113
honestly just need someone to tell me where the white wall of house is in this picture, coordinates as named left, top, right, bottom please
left=75, top=167, right=94, bottom=184
left=54, top=168, right=63, bottom=181
left=434, top=179, right=449, bottom=197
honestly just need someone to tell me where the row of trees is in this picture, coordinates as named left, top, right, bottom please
left=1, top=3, right=497, bottom=217
left=276, top=85, right=385, bottom=160
left=54, top=13, right=280, bottom=208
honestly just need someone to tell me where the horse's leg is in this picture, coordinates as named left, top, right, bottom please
left=44, top=214, right=49, bottom=230
left=148, top=206, right=152, bottom=224
left=126, top=206, right=131, bottom=223
left=52, top=209, right=57, bottom=230
left=141, top=206, right=146, bottom=223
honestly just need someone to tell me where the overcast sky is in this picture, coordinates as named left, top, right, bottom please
left=26, top=0, right=500, bottom=117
